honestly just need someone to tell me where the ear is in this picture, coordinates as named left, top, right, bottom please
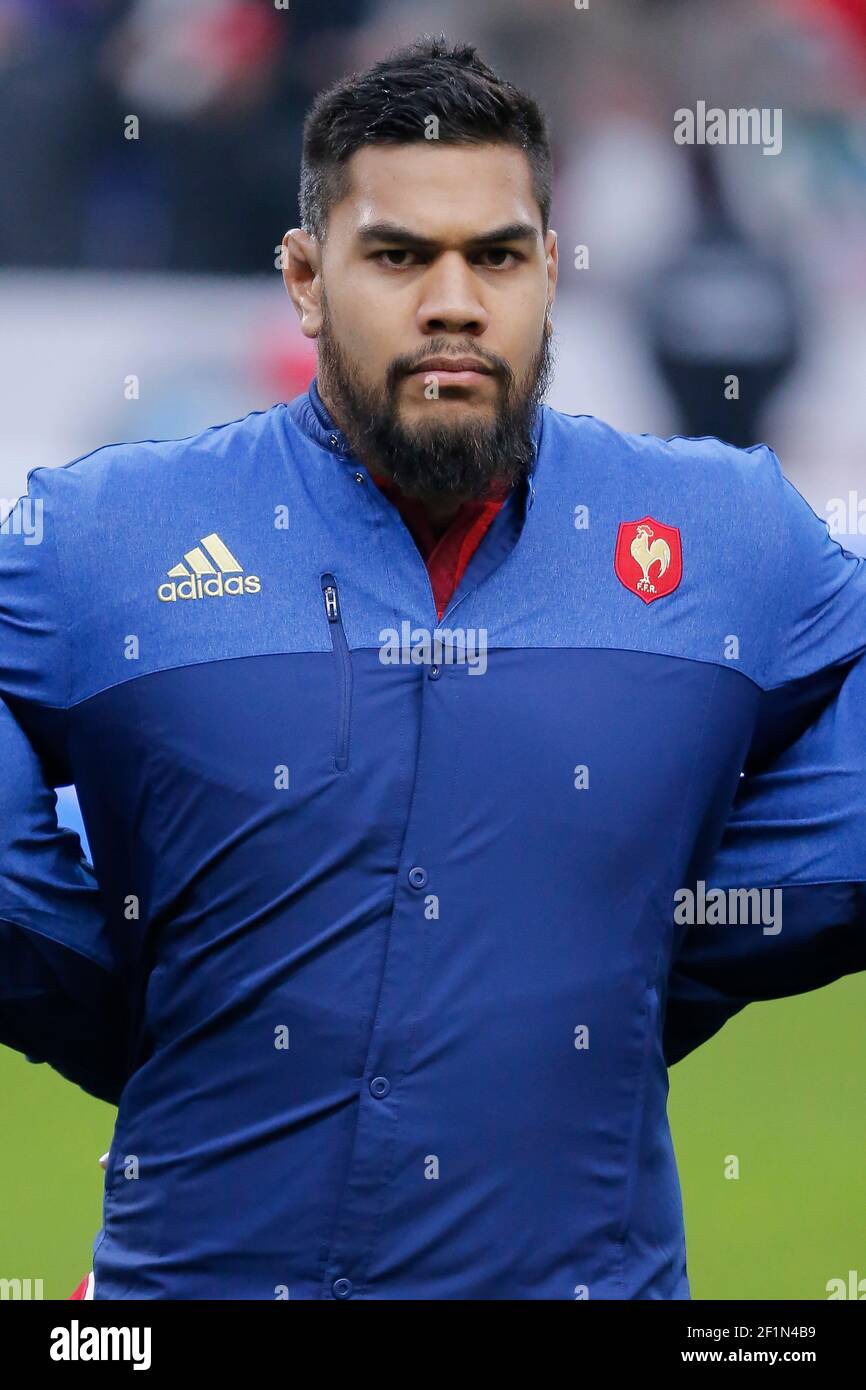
left=281, top=229, right=324, bottom=339
left=544, top=228, right=558, bottom=325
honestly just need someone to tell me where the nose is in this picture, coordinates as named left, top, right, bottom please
left=416, top=251, right=490, bottom=337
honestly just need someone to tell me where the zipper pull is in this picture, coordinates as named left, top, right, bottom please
left=322, top=577, right=340, bottom=622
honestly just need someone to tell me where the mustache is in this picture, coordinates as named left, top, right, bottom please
left=314, top=300, right=555, bottom=499
left=391, top=350, right=510, bottom=386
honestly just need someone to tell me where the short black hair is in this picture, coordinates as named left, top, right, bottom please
left=300, top=34, right=553, bottom=244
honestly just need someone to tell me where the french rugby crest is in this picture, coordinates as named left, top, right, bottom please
left=614, top=517, right=682, bottom=604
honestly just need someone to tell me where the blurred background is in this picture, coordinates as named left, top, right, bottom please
left=0, top=0, right=864, bottom=1299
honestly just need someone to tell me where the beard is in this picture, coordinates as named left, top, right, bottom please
left=315, top=292, right=556, bottom=501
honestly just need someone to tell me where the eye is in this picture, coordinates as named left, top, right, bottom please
left=372, top=247, right=523, bottom=270
left=477, top=248, right=521, bottom=268
left=374, top=249, right=423, bottom=268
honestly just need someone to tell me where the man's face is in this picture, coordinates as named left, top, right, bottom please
left=285, top=141, right=558, bottom=499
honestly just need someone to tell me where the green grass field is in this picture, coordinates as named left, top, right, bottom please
left=1, top=974, right=863, bottom=1300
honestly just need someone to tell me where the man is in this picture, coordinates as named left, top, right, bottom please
left=1, top=37, right=864, bottom=1300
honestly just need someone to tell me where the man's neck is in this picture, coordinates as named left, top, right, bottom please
left=371, top=473, right=470, bottom=533
left=422, top=494, right=468, bottom=534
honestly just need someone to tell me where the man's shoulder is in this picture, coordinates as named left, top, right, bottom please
left=541, top=403, right=781, bottom=492
left=31, top=406, right=288, bottom=503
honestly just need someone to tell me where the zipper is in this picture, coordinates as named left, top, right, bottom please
left=320, top=573, right=352, bottom=772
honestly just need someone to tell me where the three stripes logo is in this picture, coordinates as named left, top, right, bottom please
left=157, top=533, right=262, bottom=603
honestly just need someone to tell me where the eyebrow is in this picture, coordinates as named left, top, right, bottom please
left=356, top=221, right=540, bottom=251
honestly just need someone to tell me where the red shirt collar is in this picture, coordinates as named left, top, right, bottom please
left=368, top=471, right=510, bottom=620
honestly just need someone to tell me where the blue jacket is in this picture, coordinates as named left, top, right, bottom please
left=1, top=380, right=864, bottom=1299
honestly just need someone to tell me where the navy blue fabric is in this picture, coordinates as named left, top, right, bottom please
left=666, top=652, right=866, bottom=1062
left=1, top=382, right=864, bottom=1299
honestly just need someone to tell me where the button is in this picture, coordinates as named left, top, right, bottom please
left=428, top=665, right=441, bottom=680
left=332, top=1277, right=353, bottom=1299
left=354, top=472, right=365, bottom=484
left=329, top=434, right=339, bottom=448
left=408, top=866, right=428, bottom=888
left=370, top=1076, right=391, bottom=1098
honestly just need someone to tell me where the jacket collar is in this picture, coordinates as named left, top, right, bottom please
left=288, top=375, right=542, bottom=510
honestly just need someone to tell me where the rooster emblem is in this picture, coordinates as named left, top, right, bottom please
left=614, top=516, right=683, bottom=604
left=629, top=523, right=670, bottom=595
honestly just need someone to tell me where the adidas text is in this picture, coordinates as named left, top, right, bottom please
left=158, top=573, right=261, bottom=602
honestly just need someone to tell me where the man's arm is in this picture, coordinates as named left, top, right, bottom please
left=0, top=693, right=128, bottom=1104
left=744, top=446, right=866, bottom=770
left=0, top=474, right=129, bottom=1104
left=665, top=651, right=866, bottom=1065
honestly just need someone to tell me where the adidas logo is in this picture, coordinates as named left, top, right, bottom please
left=157, top=533, right=262, bottom=603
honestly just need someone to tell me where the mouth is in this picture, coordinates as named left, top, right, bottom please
left=409, top=358, right=494, bottom=387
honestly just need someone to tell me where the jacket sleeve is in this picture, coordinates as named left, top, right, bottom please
left=0, top=472, right=128, bottom=1104
left=665, top=652, right=866, bottom=1065
left=746, top=448, right=866, bottom=771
